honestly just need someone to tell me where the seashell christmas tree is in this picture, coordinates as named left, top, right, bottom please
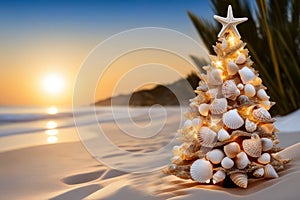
left=164, top=5, right=291, bottom=188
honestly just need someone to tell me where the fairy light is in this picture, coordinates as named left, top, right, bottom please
left=228, top=36, right=235, bottom=45
left=215, top=61, right=223, bottom=69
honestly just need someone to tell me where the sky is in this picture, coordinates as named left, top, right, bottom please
left=0, top=0, right=216, bottom=106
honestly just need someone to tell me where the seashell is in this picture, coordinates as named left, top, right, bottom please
left=249, top=77, right=262, bottom=86
left=235, top=54, right=247, bottom=64
left=257, top=89, right=270, bottom=100
left=217, top=128, right=230, bottom=141
left=222, top=109, right=244, bottom=129
left=260, top=123, right=275, bottom=134
left=258, top=153, right=271, bottom=164
left=222, top=80, right=240, bottom=100
left=172, top=145, right=180, bottom=156
left=222, top=39, right=228, bottom=49
left=259, top=100, right=275, bottom=110
left=244, top=84, right=256, bottom=97
left=238, top=67, right=256, bottom=84
left=198, top=103, right=210, bottom=116
left=237, top=83, right=244, bottom=90
left=224, top=142, right=241, bottom=158
left=197, top=84, right=208, bottom=92
left=221, top=157, right=234, bottom=169
left=198, top=127, right=217, bottom=147
left=206, top=88, right=219, bottom=98
left=210, top=98, right=228, bottom=114
left=264, top=164, right=278, bottom=178
left=190, top=159, right=213, bottom=183
left=208, top=69, right=223, bottom=85
left=192, top=118, right=202, bottom=128
left=206, top=149, right=225, bottom=164
left=183, top=119, right=192, bottom=127
left=235, top=151, right=250, bottom=169
left=261, top=137, right=273, bottom=151
left=245, top=118, right=257, bottom=132
left=242, top=133, right=262, bottom=157
left=227, top=61, right=239, bottom=75
left=230, top=173, right=248, bottom=188
left=253, top=168, right=264, bottom=177
left=171, top=156, right=182, bottom=164
left=238, top=95, right=249, bottom=105
left=212, top=170, right=226, bottom=184
left=252, top=107, right=271, bottom=122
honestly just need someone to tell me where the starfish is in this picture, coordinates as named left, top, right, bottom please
left=214, top=5, right=248, bottom=38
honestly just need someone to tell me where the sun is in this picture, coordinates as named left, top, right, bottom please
left=42, top=73, right=65, bottom=95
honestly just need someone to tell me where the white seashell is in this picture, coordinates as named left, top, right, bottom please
left=212, top=170, right=226, bottom=184
left=206, top=149, right=225, bottom=164
left=197, top=82, right=208, bottom=92
left=242, top=134, right=262, bottom=158
left=198, top=103, right=210, bottom=116
left=258, top=153, right=271, bottom=164
left=259, top=100, right=275, bottom=110
left=230, top=173, right=248, bottom=188
left=221, top=157, right=234, bottom=169
left=190, top=159, right=213, bottom=183
left=257, top=89, right=270, bottom=100
left=253, top=168, right=264, bottom=177
left=217, top=128, right=230, bottom=141
left=237, top=83, right=244, bottom=90
left=207, top=88, right=219, bottom=98
left=238, top=67, right=256, bottom=84
left=192, top=118, right=202, bottom=128
left=183, top=119, right=192, bottom=127
left=245, top=118, right=257, bottom=132
left=208, top=69, right=223, bottom=85
left=198, top=127, right=217, bottom=147
left=210, top=98, right=227, bottom=114
left=222, top=80, right=240, bottom=100
left=224, top=142, right=241, bottom=158
left=261, top=137, right=273, bottom=151
left=235, top=151, right=250, bottom=169
left=222, top=39, right=228, bottom=49
left=235, top=54, right=247, bottom=64
left=264, top=164, right=278, bottom=178
left=260, top=124, right=275, bottom=134
left=252, top=107, right=271, bottom=122
left=227, top=61, right=239, bottom=75
left=238, top=95, right=249, bottom=105
left=244, top=84, right=256, bottom=97
left=222, top=109, right=244, bottom=129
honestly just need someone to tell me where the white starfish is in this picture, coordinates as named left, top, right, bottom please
left=214, top=5, right=248, bottom=38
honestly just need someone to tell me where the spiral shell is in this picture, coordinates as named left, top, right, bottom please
left=206, top=149, right=225, bottom=164
left=198, top=127, right=217, bottom=147
left=230, top=173, right=248, bottom=188
left=244, top=84, right=256, bottom=98
left=212, top=170, right=226, bottom=184
left=224, top=142, right=241, bottom=158
left=252, top=107, right=272, bottom=122
left=235, top=54, right=247, bottom=64
left=238, top=67, right=255, bottom=84
left=210, top=98, right=227, bottom=114
left=221, top=157, right=234, bottom=169
left=264, top=164, right=278, bottom=178
left=227, top=61, right=239, bottom=75
left=235, top=151, right=250, bottom=169
left=208, top=69, right=223, bottom=85
left=238, top=95, right=249, bottom=105
left=190, top=159, right=213, bottom=183
left=258, top=153, right=271, bottom=164
left=222, top=109, right=244, bottom=129
left=217, top=128, right=230, bottom=142
left=198, top=103, right=210, bottom=116
left=242, top=134, right=262, bottom=158
left=257, top=89, right=270, bottom=100
left=222, top=80, right=240, bottom=100
left=261, top=137, right=273, bottom=151
left=245, top=118, right=257, bottom=132
left=253, top=168, right=264, bottom=178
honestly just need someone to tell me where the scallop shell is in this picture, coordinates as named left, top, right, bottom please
left=222, top=109, right=244, bottom=129
left=235, top=151, right=250, bottom=169
left=258, top=153, right=271, bottom=164
left=242, top=133, right=262, bottom=157
left=208, top=69, right=223, bottom=85
left=198, top=127, right=217, bottom=147
left=221, top=157, right=234, bottom=169
left=217, top=128, right=230, bottom=141
left=257, top=89, right=270, bottom=100
left=212, top=170, right=226, bottom=184
left=253, top=168, right=264, bottom=178
left=264, top=164, right=278, bottom=178
left=227, top=61, right=239, bottom=75
left=224, top=142, right=241, bottom=158
left=237, top=83, right=244, bottom=90
left=245, top=118, right=257, bottom=132
left=206, top=149, right=225, bottom=164
left=230, top=173, right=248, bottom=188
left=222, top=80, right=240, bottom=100
left=244, top=84, right=256, bottom=97
left=238, top=95, right=249, bottom=105
left=252, top=107, right=271, bottom=122
left=210, top=98, right=228, bottom=114
left=261, top=137, right=273, bottom=151
left=198, top=103, right=210, bottom=116
left=260, top=123, right=275, bottom=134
left=238, top=67, right=256, bottom=84
left=235, top=54, right=247, bottom=64
left=190, top=159, right=213, bottom=183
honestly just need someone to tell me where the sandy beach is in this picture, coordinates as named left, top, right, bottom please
left=0, top=107, right=300, bottom=200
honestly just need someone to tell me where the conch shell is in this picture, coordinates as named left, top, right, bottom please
left=257, top=89, right=270, bottom=100
left=264, top=164, right=278, bottom=178
left=253, top=168, right=264, bottom=177
left=212, top=170, right=226, bottom=184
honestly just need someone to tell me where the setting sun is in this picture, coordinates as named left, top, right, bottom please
left=42, top=73, right=65, bottom=95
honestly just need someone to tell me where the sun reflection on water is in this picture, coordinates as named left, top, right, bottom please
left=47, top=106, right=58, bottom=115
left=45, top=107, right=59, bottom=143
